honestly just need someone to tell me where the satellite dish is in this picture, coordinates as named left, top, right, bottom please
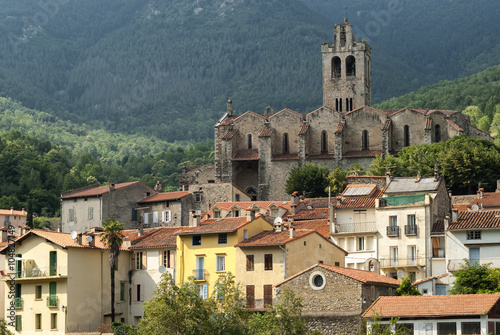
left=70, top=231, right=77, bottom=239
left=471, top=204, right=479, bottom=211
left=397, top=270, right=405, bottom=279
left=158, top=266, right=166, bottom=274
left=274, top=217, right=282, bottom=224
left=86, top=236, right=93, bottom=243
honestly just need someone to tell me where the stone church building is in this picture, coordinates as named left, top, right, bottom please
left=181, top=19, right=491, bottom=201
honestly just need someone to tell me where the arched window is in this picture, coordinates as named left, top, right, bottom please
left=246, top=187, right=257, bottom=201
left=283, top=133, right=289, bottom=154
left=346, top=56, right=356, bottom=77
left=362, top=130, right=369, bottom=150
left=404, top=125, right=410, bottom=147
left=321, top=131, right=328, bottom=153
left=247, top=134, right=252, bottom=149
left=332, top=57, right=341, bottom=78
left=435, top=124, right=441, bottom=143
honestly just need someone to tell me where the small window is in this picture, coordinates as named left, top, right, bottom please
left=321, top=131, right=328, bottom=153
left=437, top=322, right=456, bottom=335
left=467, top=231, right=481, bottom=240
left=153, top=211, right=159, bottom=224
left=163, top=250, right=171, bottom=268
left=244, top=229, right=248, bottom=239
left=68, top=209, right=74, bottom=222
left=362, top=130, right=369, bottom=150
left=51, top=313, right=57, bottom=330
left=136, top=284, right=143, bottom=302
left=195, top=193, right=202, bottom=202
left=135, top=252, right=143, bottom=270
left=248, top=134, right=253, bottom=149
left=264, top=254, right=273, bottom=270
left=35, top=314, right=42, bottom=330
left=404, top=125, right=410, bottom=147
left=120, top=282, right=126, bottom=301
left=283, top=133, right=289, bottom=154
left=192, top=235, right=202, bottom=246
left=213, top=210, right=221, bottom=218
left=235, top=194, right=240, bottom=202
left=88, top=207, right=94, bottom=220
left=390, top=216, right=398, bottom=226
left=162, top=211, right=171, bottom=222
left=309, top=271, right=326, bottom=290
left=132, top=208, right=137, bottom=221
left=35, top=285, right=42, bottom=300
left=408, top=214, right=416, bottom=226
left=357, top=237, right=365, bottom=251
left=270, top=206, right=279, bottom=217
left=246, top=255, right=254, bottom=271
left=232, top=209, right=240, bottom=217
left=435, top=124, right=441, bottom=143
left=218, top=233, right=227, bottom=244
left=143, top=213, right=149, bottom=225
left=216, top=255, right=225, bottom=272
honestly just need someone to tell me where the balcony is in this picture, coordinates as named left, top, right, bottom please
left=14, top=297, right=23, bottom=308
left=14, top=266, right=68, bottom=280
left=47, top=296, right=58, bottom=307
left=380, top=257, right=425, bottom=269
left=334, top=221, right=377, bottom=234
left=386, top=226, right=400, bottom=237
left=193, top=269, right=208, bottom=281
left=405, top=225, right=417, bottom=236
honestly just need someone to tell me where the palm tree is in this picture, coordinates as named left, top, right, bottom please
left=100, top=216, right=124, bottom=323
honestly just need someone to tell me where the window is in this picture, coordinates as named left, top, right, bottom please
left=332, top=56, right=341, bottom=78
left=390, top=247, right=398, bottom=266
left=216, top=255, right=225, bottom=272
left=14, top=284, right=22, bottom=308
left=321, top=131, right=328, bottom=152
left=390, top=216, right=397, bottom=226
left=244, top=229, right=248, bottom=239
left=49, top=251, right=57, bottom=276
left=15, top=254, right=22, bottom=278
left=357, top=237, right=365, bottom=251
left=248, top=134, right=252, bottom=149
left=195, top=257, right=205, bottom=280
left=199, top=284, right=208, bottom=299
left=218, top=233, right=227, bottom=244
left=246, top=285, right=255, bottom=308
left=135, top=284, right=144, bottom=302
left=35, top=314, right=42, bottom=330
left=132, top=208, right=137, bottom=221
left=153, top=211, right=159, bottom=224
left=435, top=124, right=441, bottom=142
left=88, top=207, right=94, bottom=220
left=309, top=271, right=326, bottom=290
left=235, top=194, right=240, bottom=201
left=163, top=250, right=171, bottom=268
left=404, top=125, right=410, bottom=147
left=336, top=98, right=339, bottom=111
left=232, top=209, right=240, bottom=217
left=15, top=315, right=21, bottom=331
left=436, top=285, right=447, bottom=295
left=162, top=211, right=171, bottom=222
left=408, top=214, right=415, bottom=226
left=48, top=281, right=57, bottom=307
left=213, top=210, right=221, bottom=218
left=246, top=255, right=254, bottom=271
left=362, top=130, right=369, bottom=150
left=51, top=313, right=57, bottom=330
left=408, top=246, right=417, bottom=266
left=195, top=193, right=202, bottom=202
left=461, top=322, right=480, bottom=335
left=283, top=133, right=289, bottom=154
left=264, top=285, right=273, bottom=307
left=135, top=252, right=143, bottom=270
left=467, top=230, right=481, bottom=240
left=437, top=322, right=456, bottom=335
left=346, top=55, right=356, bottom=77
left=469, top=247, right=480, bottom=265
left=264, top=254, right=273, bottom=270
left=143, top=213, right=149, bottom=225
left=192, top=235, right=202, bottom=246
left=270, top=206, right=279, bottom=217
left=35, top=285, right=42, bottom=300
left=120, top=282, right=126, bottom=301
left=495, top=322, right=500, bottom=335
left=396, top=323, right=414, bottom=335
left=68, top=209, right=74, bottom=222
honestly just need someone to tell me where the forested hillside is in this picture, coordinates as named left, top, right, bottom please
left=0, top=0, right=499, bottom=143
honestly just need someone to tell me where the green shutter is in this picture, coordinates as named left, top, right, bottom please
left=15, top=254, right=22, bottom=277
left=49, top=251, right=57, bottom=275
left=15, top=315, right=22, bottom=331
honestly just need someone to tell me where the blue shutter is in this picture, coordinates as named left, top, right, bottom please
left=469, top=247, right=480, bottom=265
left=203, top=284, right=208, bottom=299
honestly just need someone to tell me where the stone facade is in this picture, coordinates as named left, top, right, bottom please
left=181, top=20, right=492, bottom=202
left=137, top=192, right=193, bottom=227
left=186, top=182, right=251, bottom=213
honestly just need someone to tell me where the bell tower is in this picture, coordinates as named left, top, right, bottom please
left=322, top=18, right=371, bottom=112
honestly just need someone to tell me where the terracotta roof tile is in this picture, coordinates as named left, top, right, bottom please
left=431, top=219, right=444, bottom=234
left=468, top=192, right=500, bottom=208
left=343, top=150, right=382, bottom=158
left=272, top=153, right=298, bottom=161
left=298, top=124, right=309, bottom=135
left=0, top=209, right=27, bottom=216
left=232, top=149, right=259, bottom=161
left=382, top=119, right=391, bottom=131
left=129, top=227, right=191, bottom=249
left=425, top=118, right=432, bottom=130
left=334, top=121, right=345, bottom=134
left=138, top=191, right=191, bottom=203
left=217, top=115, right=239, bottom=126
left=336, top=189, right=384, bottom=209
left=412, top=273, right=449, bottom=286
left=268, top=108, right=303, bottom=118
left=294, top=219, right=331, bottom=238
left=60, top=182, right=147, bottom=199
left=306, top=153, right=334, bottom=160
left=235, top=229, right=316, bottom=247
left=259, top=128, right=275, bottom=138
left=362, top=294, right=500, bottom=318
left=222, top=129, right=239, bottom=140
left=447, top=119, right=464, bottom=132
left=448, top=210, right=500, bottom=230
left=293, top=208, right=329, bottom=221
left=176, top=217, right=268, bottom=235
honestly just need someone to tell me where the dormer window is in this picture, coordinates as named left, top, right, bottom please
left=232, top=208, right=240, bottom=217
left=213, top=210, right=221, bottom=219
left=270, top=205, right=279, bottom=217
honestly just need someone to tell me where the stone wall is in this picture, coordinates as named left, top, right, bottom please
left=306, top=315, right=363, bottom=335
left=188, top=182, right=251, bottom=213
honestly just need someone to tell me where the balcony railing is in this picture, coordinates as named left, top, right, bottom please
left=334, top=221, right=377, bottom=233
left=380, top=257, right=425, bottom=268
left=405, top=225, right=417, bottom=236
left=15, top=266, right=67, bottom=279
left=193, top=269, right=207, bottom=281
left=433, top=248, right=445, bottom=258
left=47, top=296, right=58, bottom=307
left=14, top=297, right=23, bottom=308
left=386, top=226, right=400, bottom=237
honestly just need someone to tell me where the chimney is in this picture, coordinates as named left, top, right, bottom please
left=227, top=98, right=233, bottom=116
left=22, top=208, right=25, bottom=215
left=451, top=209, right=458, bottom=222
left=434, top=165, right=439, bottom=181
left=18, top=226, right=24, bottom=236
left=1, top=228, right=8, bottom=243
left=154, top=180, right=162, bottom=192
left=89, top=235, right=95, bottom=247
left=444, top=214, right=450, bottom=231
left=329, top=205, right=336, bottom=234
left=191, top=211, right=200, bottom=227
left=497, top=180, right=500, bottom=193
left=246, top=209, right=256, bottom=222
left=385, top=172, right=392, bottom=186
left=290, top=203, right=297, bottom=216
left=289, top=225, right=295, bottom=239
left=274, top=220, right=283, bottom=232
left=477, top=188, right=484, bottom=199
left=108, top=183, right=115, bottom=192
left=291, top=191, right=300, bottom=206
left=415, top=170, right=421, bottom=182
left=10, top=207, right=14, bottom=214
left=76, top=233, right=83, bottom=245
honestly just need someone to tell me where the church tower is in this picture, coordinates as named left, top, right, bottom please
left=322, top=18, right=371, bottom=112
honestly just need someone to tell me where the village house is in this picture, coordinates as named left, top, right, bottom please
left=0, top=208, right=27, bottom=230
left=137, top=191, right=193, bottom=227
left=363, top=294, right=500, bottom=335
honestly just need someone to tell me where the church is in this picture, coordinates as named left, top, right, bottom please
left=181, top=19, right=491, bottom=201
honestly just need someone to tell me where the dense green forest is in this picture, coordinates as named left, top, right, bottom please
left=0, top=0, right=499, bottom=143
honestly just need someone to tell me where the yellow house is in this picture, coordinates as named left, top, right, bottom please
left=175, top=213, right=272, bottom=297
left=1, top=229, right=130, bottom=334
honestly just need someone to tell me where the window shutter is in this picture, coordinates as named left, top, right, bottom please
left=142, top=252, right=147, bottom=270
left=140, top=284, right=145, bottom=302
left=143, top=213, right=149, bottom=225
left=131, top=253, right=135, bottom=270
left=159, top=251, right=162, bottom=266
left=133, top=285, right=137, bottom=302
left=167, top=210, right=171, bottom=222
left=203, top=284, right=208, bottom=300
left=169, top=250, right=174, bottom=268
left=153, top=211, right=158, bottom=224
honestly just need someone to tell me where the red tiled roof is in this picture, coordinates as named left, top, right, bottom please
left=61, top=182, right=149, bottom=199
left=216, top=115, right=239, bottom=126
left=334, top=121, right=345, bottom=134
left=214, top=201, right=291, bottom=212
left=447, top=119, right=464, bottom=132
left=306, top=153, right=334, bottom=160
left=275, top=263, right=400, bottom=288
left=293, top=208, right=329, bottom=221
left=382, top=119, right=391, bottom=131
left=412, top=273, right=449, bottom=286
left=428, top=109, right=458, bottom=117
left=221, top=129, right=238, bottom=140
left=468, top=192, right=500, bottom=208
left=425, top=118, right=432, bottom=130
left=268, top=108, right=303, bottom=118
left=453, top=204, right=469, bottom=211
left=343, top=150, right=382, bottom=158
left=431, top=219, right=444, bottom=234
left=235, top=229, right=316, bottom=247
left=232, top=149, right=259, bottom=161
left=448, top=210, right=500, bottom=230
left=259, top=128, right=275, bottom=138
left=272, top=153, right=298, bottom=161
left=294, top=219, right=330, bottom=238
left=129, top=227, right=190, bottom=249
left=138, top=191, right=191, bottom=203
left=176, top=217, right=270, bottom=235
left=0, top=209, right=27, bottom=216
left=336, top=189, right=384, bottom=209
left=298, top=124, right=309, bottom=135
left=362, top=294, right=500, bottom=318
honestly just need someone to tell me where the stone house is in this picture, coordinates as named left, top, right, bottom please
left=137, top=191, right=193, bottom=227
left=412, top=273, right=450, bottom=296
left=183, top=181, right=252, bottom=213
left=274, top=263, right=400, bottom=335
left=181, top=19, right=491, bottom=202
left=363, top=294, right=500, bottom=335
left=235, top=220, right=346, bottom=309
left=60, top=182, right=155, bottom=233
left=0, top=208, right=27, bottom=231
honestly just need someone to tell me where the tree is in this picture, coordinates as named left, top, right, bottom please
left=26, top=199, right=33, bottom=228
left=367, top=154, right=403, bottom=177
left=285, top=164, right=329, bottom=198
left=0, top=318, right=13, bottom=335
left=325, top=167, right=347, bottom=196
left=395, top=277, right=421, bottom=296
left=450, top=260, right=500, bottom=294
left=100, top=216, right=124, bottom=323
